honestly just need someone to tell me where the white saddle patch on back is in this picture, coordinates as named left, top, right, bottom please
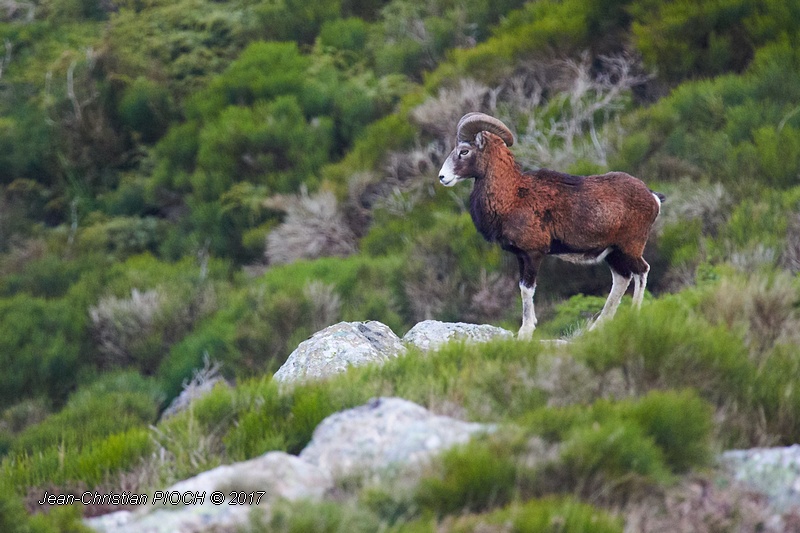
left=554, top=247, right=611, bottom=265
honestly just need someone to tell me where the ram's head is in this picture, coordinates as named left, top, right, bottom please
left=438, top=112, right=515, bottom=186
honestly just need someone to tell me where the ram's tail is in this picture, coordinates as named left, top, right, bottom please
left=650, top=189, right=666, bottom=204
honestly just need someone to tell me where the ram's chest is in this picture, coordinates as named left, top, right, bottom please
left=469, top=188, right=505, bottom=243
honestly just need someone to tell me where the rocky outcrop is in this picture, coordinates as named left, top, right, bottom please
left=720, top=445, right=800, bottom=514
left=272, top=320, right=514, bottom=385
left=402, top=320, right=513, bottom=351
left=86, top=398, right=489, bottom=533
left=86, top=452, right=332, bottom=533
left=300, top=397, right=494, bottom=480
left=273, top=321, right=406, bottom=385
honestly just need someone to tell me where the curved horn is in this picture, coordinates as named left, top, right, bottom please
left=456, top=112, right=515, bottom=147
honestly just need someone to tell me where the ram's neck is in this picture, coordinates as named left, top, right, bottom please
left=468, top=145, right=522, bottom=242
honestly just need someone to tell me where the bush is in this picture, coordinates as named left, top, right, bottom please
left=0, top=296, right=87, bottom=408
left=90, top=282, right=217, bottom=374
left=613, top=37, right=800, bottom=191
left=415, top=437, right=519, bottom=515
left=117, top=77, right=173, bottom=144
left=266, top=189, right=357, bottom=265
left=192, top=97, right=332, bottom=200
left=558, top=418, right=671, bottom=497
left=78, top=216, right=165, bottom=260
left=10, top=372, right=162, bottom=455
left=446, top=497, right=622, bottom=533
left=621, top=390, right=713, bottom=473
left=631, top=0, right=800, bottom=83
left=0, top=255, right=92, bottom=299
left=319, top=17, right=369, bottom=54
left=571, top=298, right=753, bottom=403
left=257, top=500, right=383, bottom=533
left=696, top=272, right=800, bottom=360
left=518, top=389, right=713, bottom=502
left=2, top=426, right=153, bottom=491
left=401, top=212, right=505, bottom=323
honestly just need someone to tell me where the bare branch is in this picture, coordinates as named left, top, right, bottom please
left=0, top=39, right=10, bottom=80
left=511, top=52, right=652, bottom=170
left=66, top=60, right=82, bottom=121
left=1, top=0, right=35, bottom=22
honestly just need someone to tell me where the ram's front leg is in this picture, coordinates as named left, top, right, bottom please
left=516, top=251, right=543, bottom=340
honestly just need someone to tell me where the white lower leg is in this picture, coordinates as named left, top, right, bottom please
left=518, top=283, right=537, bottom=339
left=632, top=270, right=649, bottom=308
left=590, top=270, right=631, bottom=330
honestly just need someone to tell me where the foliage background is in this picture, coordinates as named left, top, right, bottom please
left=1, top=0, right=799, bottom=530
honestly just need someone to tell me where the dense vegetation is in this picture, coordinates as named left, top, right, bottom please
left=1, top=0, right=799, bottom=530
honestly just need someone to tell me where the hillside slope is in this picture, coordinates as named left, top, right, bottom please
left=1, top=0, right=800, bottom=530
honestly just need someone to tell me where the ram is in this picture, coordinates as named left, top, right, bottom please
left=438, top=112, right=664, bottom=339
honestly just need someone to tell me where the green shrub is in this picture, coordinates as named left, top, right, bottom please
left=157, top=320, right=238, bottom=402
left=621, top=390, right=713, bottom=473
left=561, top=419, right=669, bottom=496
left=254, top=0, right=340, bottom=44
left=10, top=372, right=162, bottom=455
left=631, top=0, right=800, bottom=83
left=223, top=379, right=368, bottom=459
left=0, top=255, right=91, bottom=298
left=613, top=36, right=800, bottom=191
left=319, top=17, right=369, bottom=54
left=2, top=426, right=153, bottom=490
left=756, top=344, right=800, bottom=444
left=571, top=298, right=753, bottom=403
left=358, top=340, right=545, bottom=421
left=118, top=77, right=173, bottom=144
left=401, top=212, right=505, bottom=323
left=192, top=97, right=332, bottom=200
left=0, top=296, right=87, bottom=408
left=715, top=187, right=800, bottom=259
left=444, top=497, right=622, bottom=533
left=0, top=481, right=30, bottom=533
left=415, top=437, right=519, bottom=515
left=254, top=499, right=383, bottom=533
left=659, top=219, right=703, bottom=268
left=77, top=217, right=164, bottom=259
left=0, top=479, right=88, bottom=532
left=522, top=389, right=714, bottom=479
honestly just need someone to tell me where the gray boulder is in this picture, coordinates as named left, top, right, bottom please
left=720, top=445, right=800, bottom=514
left=300, top=397, right=494, bottom=480
left=85, top=452, right=332, bottom=533
left=402, top=320, right=513, bottom=352
left=87, top=398, right=495, bottom=533
left=273, top=321, right=406, bottom=385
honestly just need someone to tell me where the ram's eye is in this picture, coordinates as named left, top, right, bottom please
left=459, top=149, right=469, bottom=157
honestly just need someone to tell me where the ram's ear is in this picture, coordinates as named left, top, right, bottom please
left=475, top=131, right=486, bottom=150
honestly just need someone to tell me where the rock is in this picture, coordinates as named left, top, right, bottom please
left=299, top=397, right=494, bottom=480
left=87, top=398, right=497, bottom=533
left=273, top=321, right=406, bottom=385
left=402, top=320, right=513, bottom=352
left=720, top=445, right=800, bottom=514
left=85, top=452, right=332, bottom=533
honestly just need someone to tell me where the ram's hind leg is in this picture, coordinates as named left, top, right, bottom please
left=590, top=249, right=634, bottom=330
left=632, top=258, right=650, bottom=308
left=591, top=268, right=631, bottom=330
